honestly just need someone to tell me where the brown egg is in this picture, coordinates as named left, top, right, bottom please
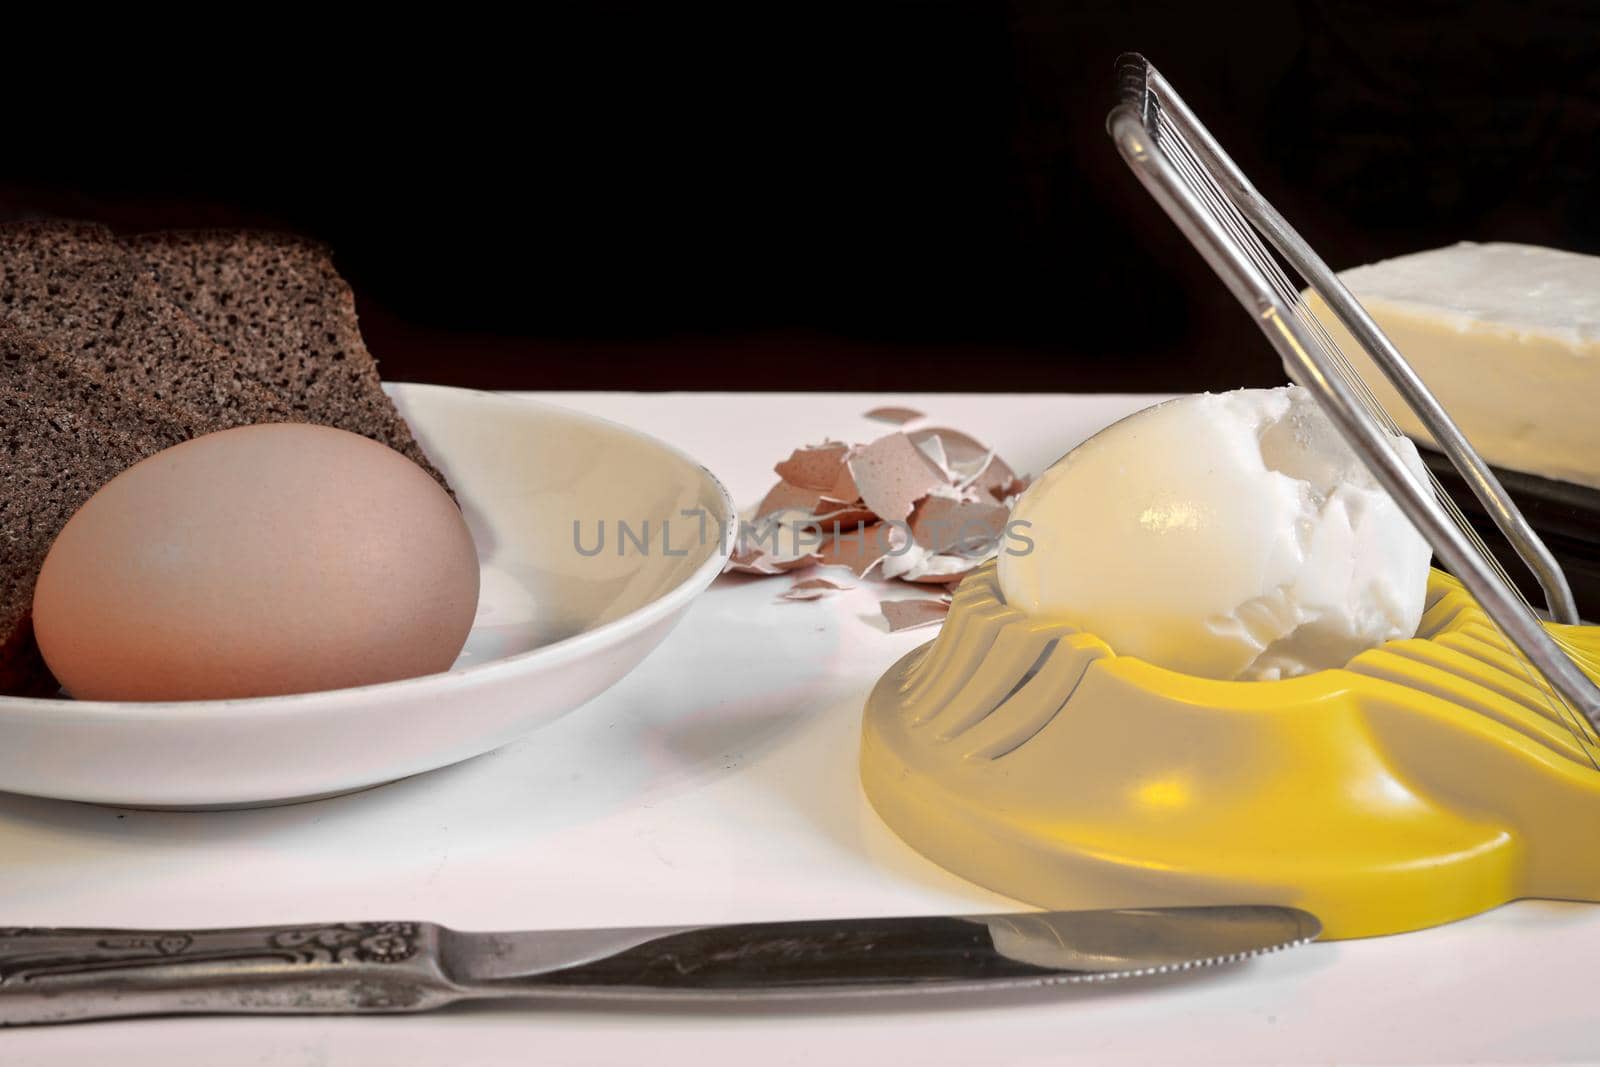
left=33, top=424, right=480, bottom=702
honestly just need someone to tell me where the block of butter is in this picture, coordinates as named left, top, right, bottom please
left=1304, top=242, right=1600, bottom=489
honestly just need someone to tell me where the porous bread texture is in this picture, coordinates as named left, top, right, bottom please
left=0, top=220, right=290, bottom=424
left=128, top=230, right=447, bottom=490
left=0, top=323, right=207, bottom=446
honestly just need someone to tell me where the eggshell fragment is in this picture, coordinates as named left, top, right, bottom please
left=881, top=598, right=951, bottom=631
left=774, top=442, right=851, bottom=491
left=863, top=406, right=924, bottom=425
left=848, top=433, right=949, bottom=523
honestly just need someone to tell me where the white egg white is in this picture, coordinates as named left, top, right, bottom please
left=997, top=386, right=1432, bottom=681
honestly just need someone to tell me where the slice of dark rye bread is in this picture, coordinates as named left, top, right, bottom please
left=0, top=391, right=167, bottom=696
left=0, top=324, right=210, bottom=446
left=0, top=220, right=292, bottom=426
left=127, top=230, right=449, bottom=490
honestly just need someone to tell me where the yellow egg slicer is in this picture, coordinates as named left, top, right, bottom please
left=860, top=55, right=1600, bottom=941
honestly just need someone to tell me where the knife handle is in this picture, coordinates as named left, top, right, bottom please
left=0, top=922, right=460, bottom=1025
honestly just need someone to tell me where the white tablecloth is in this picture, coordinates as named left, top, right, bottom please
left=6, top=391, right=1595, bottom=1066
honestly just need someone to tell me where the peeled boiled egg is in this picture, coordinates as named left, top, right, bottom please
left=997, top=386, right=1432, bottom=681
left=33, top=424, right=480, bottom=702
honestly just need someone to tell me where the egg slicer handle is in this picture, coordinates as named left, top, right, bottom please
left=1106, top=52, right=1600, bottom=731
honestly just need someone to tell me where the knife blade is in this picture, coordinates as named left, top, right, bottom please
left=0, top=905, right=1319, bottom=1025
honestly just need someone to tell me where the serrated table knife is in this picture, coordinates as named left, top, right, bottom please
left=0, top=905, right=1320, bottom=1025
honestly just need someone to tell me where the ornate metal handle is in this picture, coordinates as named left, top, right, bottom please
left=0, top=922, right=458, bottom=1025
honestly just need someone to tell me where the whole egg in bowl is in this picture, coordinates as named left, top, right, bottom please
left=33, top=423, right=481, bottom=703
left=0, top=385, right=736, bottom=808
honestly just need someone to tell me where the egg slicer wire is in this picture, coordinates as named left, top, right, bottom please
left=859, top=54, right=1600, bottom=940
left=1108, top=53, right=1599, bottom=733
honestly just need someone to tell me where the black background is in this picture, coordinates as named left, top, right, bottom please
left=5, top=1, right=1596, bottom=393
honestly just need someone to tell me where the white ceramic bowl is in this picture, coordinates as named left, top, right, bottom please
left=0, top=384, right=736, bottom=809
